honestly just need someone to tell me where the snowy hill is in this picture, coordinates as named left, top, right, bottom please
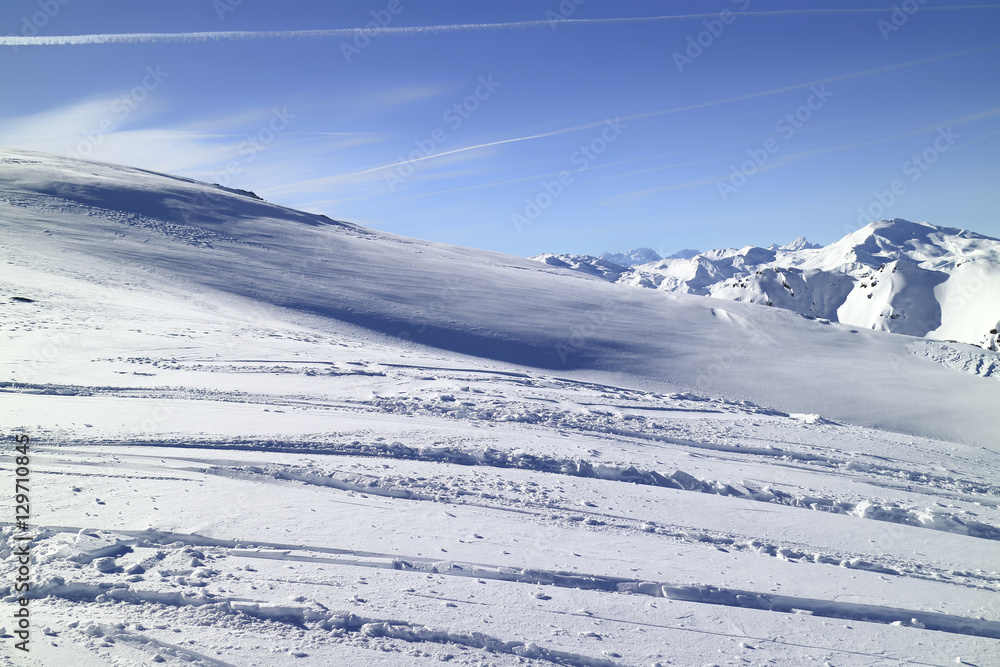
left=3, top=149, right=998, bottom=442
left=535, top=219, right=1000, bottom=350
left=3, top=149, right=1000, bottom=666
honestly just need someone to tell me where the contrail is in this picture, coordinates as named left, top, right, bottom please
left=270, top=44, right=1000, bottom=193
left=3, top=7, right=1000, bottom=46
left=605, top=107, right=1000, bottom=203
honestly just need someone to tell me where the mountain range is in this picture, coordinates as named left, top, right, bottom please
left=534, top=219, right=1000, bottom=350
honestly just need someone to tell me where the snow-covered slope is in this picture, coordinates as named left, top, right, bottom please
left=3, top=151, right=999, bottom=444
left=537, top=220, right=1000, bottom=350
left=2, top=149, right=1000, bottom=666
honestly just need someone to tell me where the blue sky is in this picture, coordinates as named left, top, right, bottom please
left=2, top=0, right=999, bottom=258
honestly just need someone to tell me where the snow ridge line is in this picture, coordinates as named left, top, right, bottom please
left=201, top=555, right=1000, bottom=641
left=190, top=466, right=1000, bottom=592
left=204, top=467, right=992, bottom=586
left=12, top=370, right=997, bottom=499
left=206, top=447, right=1000, bottom=542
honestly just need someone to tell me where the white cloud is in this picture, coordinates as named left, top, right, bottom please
left=0, top=97, right=383, bottom=193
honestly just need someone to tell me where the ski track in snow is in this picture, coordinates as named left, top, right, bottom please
left=5, top=330, right=1000, bottom=666
left=10, top=359, right=1000, bottom=542
left=4, top=357, right=1000, bottom=664
left=3, top=520, right=1000, bottom=664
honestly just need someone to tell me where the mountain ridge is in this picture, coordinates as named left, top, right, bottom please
left=534, top=219, right=1000, bottom=350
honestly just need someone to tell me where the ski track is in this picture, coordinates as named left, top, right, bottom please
left=26, top=363, right=1000, bottom=545
left=5, top=523, right=1000, bottom=650
left=37, top=448, right=1000, bottom=595
left=6, top=344, right=1000, bottom=664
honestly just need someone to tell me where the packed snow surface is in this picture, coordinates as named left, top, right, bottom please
left=2, top=148, right=1000, bottom=666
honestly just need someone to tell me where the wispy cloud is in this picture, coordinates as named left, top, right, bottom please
left=0, top=97, right=381, bottom=184
left=0, top=96, right=171, bottom=154
left=259, top=143, right=504, bottom=206
left=4, top=8, right=1000, bottom=46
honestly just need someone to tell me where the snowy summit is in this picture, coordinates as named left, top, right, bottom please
left=536, top=219, right=1000, bottom=350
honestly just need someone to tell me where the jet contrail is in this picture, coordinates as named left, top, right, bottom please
left=269, top=44, right=1000, bottom=193
left=3, top=7, right=1000, bottom=46
left=604, top=107, right=1000, bottom=203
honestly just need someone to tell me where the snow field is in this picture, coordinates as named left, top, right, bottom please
left=2, top=149, right=1000, bottom=665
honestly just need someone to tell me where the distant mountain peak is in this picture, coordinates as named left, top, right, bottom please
left=779, top=236, right=820, bottom=251
left=599, top=247, right=662, bottom=267
left=859, top=218, right=997, bottom=243
left=531, top=253, right=627, bottom=281
left=665, top=248, right=701, bottom=260
left=533, top=219, right=1000, bottom=349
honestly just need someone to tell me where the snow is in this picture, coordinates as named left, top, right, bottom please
left=536, top=219, right=1000, bottom=350
left=771, top=236, right=821, bottom=252
left=530, top=254, right=627, bottom=282
left=597, top=248, right=662, bottom=267
left=1, top=148, right=1000, bottom=666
